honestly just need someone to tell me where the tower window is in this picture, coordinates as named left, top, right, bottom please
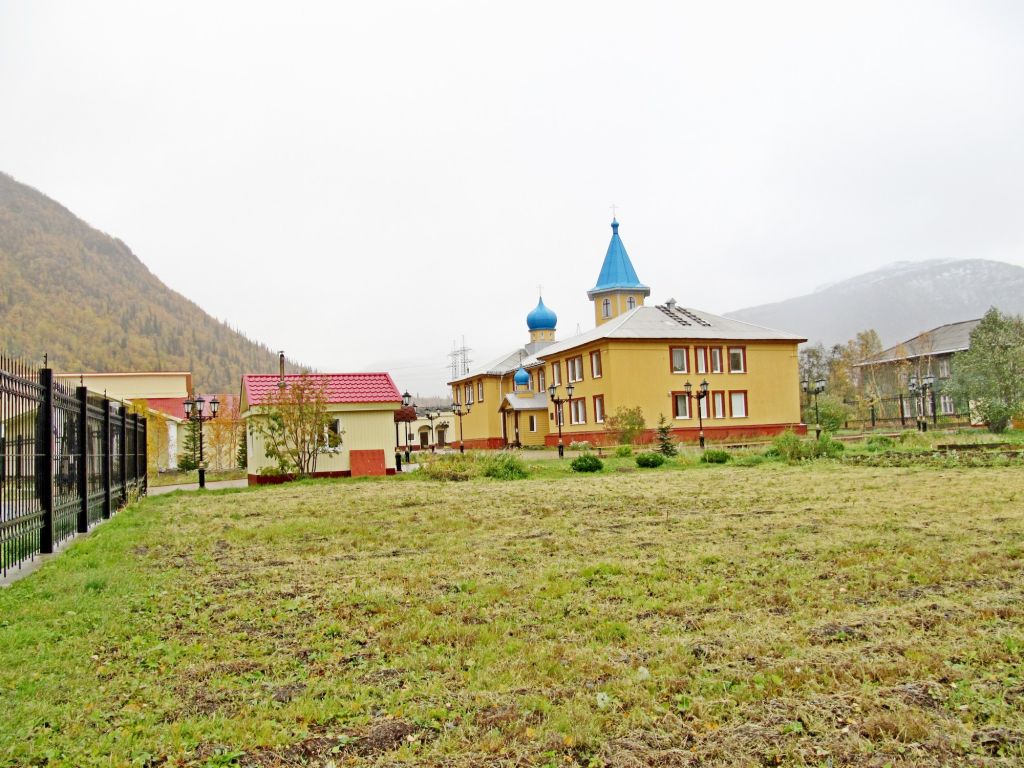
left=602, top=298, right=611, bottom=318
left=627, top=297, right=636, bottom=310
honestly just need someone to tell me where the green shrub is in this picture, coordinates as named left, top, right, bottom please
left=422, top=453, right=478, bottom=481
left=479, top=453, right=529, bottom=480
left=701, top=449, right=731, bottom=464
left=614, top=445, right=633, bottom=458
left=771, top=430, right=844, bottom=462
left=635, top=451, right=665, bottom=468
left=866, top=435, right=895, bottom=451
left=801, top=394, right=852, bottom=432
left=734, top=454, right=765, bottom=467
left=571, top=454, right=604, bottom=473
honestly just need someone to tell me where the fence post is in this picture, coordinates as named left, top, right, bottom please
left=140, top=418, right=148, bottom=496
left=120, top=406, right=128, bottom=506
left=37, top=368, right=55, bottom=554
left=127, top=412, right=137, bottom=489
left=870, top=404, right=876, bottom=429
left=899, top=394, right=906, bottom=427
left=102, top=399, right=112, bottom=519
left=931, top=390, right=938, bottom=426
left=77, top=386, right=89, bottom=533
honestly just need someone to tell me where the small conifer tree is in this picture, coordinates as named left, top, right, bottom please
left=655, top=414, right=677, bottom=457
left=178, top=418, right=200, bottom=471
left=237, top=426, right=248, bottom=470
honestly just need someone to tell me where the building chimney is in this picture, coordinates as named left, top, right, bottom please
left=278, top=351, right=285, bottom=387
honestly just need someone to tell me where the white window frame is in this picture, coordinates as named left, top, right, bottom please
left=529, top=414, right=537, bottom=432
left=728, top=346, right=746, bottom=374
left=695, top=346, right=708, bottom=375
left=537, top=368, right=546, bottom=391
left=710, top=347, right=723, bottom=374
left=712, top=391, right=725, bottom=419
left=567, top=356, right=584, bottom=383
left=670, top=347, right=689, bottom=374
left=673, top=393, right=691, bottom=419
left=477, top=380, right=484, bottom=402
left=551, top=361, right=561, bottom=386
left=569, top=398, right=586, bottom=425
left=627, top=296, right=636, bottom=310
left=730, top=391, right=748, bottom=418
left=594, top=395, right=605, bottom=423
left=465, top=383, right=474, bottom=405
left=602, top=298, right=611, bottom=318
left=591, top=351, right=602, bottom=379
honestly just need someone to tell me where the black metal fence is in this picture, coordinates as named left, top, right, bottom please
left=837, top=393, right=974, bottom=432
left=1, top=358, right=147, bottom=576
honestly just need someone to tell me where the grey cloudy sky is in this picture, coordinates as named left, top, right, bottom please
left=2, top=1, right=1022, bottom=395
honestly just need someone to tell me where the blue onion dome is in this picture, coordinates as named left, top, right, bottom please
left=526, top=296, right=558, bottom=330
left=513, top=366, right=530, bottom=387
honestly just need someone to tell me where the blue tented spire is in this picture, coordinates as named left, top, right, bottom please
left=587, top=218, right=650, bottom=298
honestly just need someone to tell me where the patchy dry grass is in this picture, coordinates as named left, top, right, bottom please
left=2, top=465, right=1024, bottom=766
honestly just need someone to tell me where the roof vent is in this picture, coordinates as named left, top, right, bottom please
left=666, top=298, right=677, bottom=310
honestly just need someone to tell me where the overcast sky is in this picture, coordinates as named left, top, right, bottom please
left=2, top=1, right=1022, bottom=395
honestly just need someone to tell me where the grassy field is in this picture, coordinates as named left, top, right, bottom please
left=149, top=468, right=248, bottom=487
left=2, top=462, right=1023, bottom=766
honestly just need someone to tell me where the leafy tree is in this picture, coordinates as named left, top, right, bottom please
left=605, top=406, right=645, bottom=446
left=947, top=308, right=1024, bottom=433
left=252, top=378, right=338, bottom=475
left=655, top=414, right=677, bottom=457
left=205, top=397, right=243, bottom=471
left=801, top=394, right=852, bottom=432
left=237, top=427, right=248, bottom=470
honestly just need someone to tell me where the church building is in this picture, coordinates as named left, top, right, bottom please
left=448, top=220, right=806, bottom=449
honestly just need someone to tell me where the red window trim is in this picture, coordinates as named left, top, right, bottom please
left=590, top=350, right=602, bottom=378
left=728, top=389, right=749, bottom=418
left=551, top=361, right=561, bottom=385
left=669, top=345, right=690, bottom=374
left=477, top=380, right=484, bottom=402
left=671, top=390, right=691, bottom=419
left=710, top=346, right=724, bottom=374
left=592, top=394, right=605, bottom=423
left=727, top=346, right=747, bottom=374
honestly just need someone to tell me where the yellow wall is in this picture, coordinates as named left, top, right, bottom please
left=56, top=372, right=190, bottom=401
left=541, top=338, right=801, bottom=441
left=593, top=291, right=646, bottom=326
left=245, top=403, right=398, bottom=475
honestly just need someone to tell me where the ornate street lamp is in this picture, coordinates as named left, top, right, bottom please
left=452, top=401, right=471, bottom=453
left=801, top=378, right=826, bottom=439
left=547, top=382, right=574, bottom=458
left=425, top=409, right=440, bottom=453
left=909, top=374, right=936, bottom=432
left=683, top=379, right=710, bottom=448
left=183, top=394, right=219, bottom=488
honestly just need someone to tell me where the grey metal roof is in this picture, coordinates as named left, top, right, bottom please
left=858, top=319, right=981, bottom=366
left=539, top=304, right=805, bottom=357
left=449, top=348, right=544, bottom=384
left=499, top=392, right=549, bottom=411
left=449, top=303, right=803, bottom=384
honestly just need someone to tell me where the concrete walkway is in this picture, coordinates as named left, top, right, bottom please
left=148, top=479, right=249, bottom=495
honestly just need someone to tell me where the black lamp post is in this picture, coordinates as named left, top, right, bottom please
left=801, top=378, right=826, bottom=438
left=452, top=401, right=470, bottom=453
left=401, top=391, right=412, bottom=458
left=908, top=374, right=935, bottom=432
left=683, top=379, right=710, bottom=448
left=547, top=382, right=574, bottom=458
left=183, top=394, right=219, bottom=488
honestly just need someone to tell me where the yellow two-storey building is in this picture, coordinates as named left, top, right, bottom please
left=448, top=219, right=806, bottom=448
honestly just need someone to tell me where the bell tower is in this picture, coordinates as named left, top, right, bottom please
left=587, top=219, right=650, bottom=326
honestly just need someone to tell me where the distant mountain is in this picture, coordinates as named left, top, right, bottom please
left=0, top=172, right=296, bottom=391
left=726, top=259, right=1024, bottom=347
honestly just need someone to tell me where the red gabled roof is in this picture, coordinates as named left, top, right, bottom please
left=242, top=373, right=402, bottom=407
left=146, top=397, right=187, bottom=420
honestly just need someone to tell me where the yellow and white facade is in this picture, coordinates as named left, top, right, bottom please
left=448, top=220, right=806, bottom=448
